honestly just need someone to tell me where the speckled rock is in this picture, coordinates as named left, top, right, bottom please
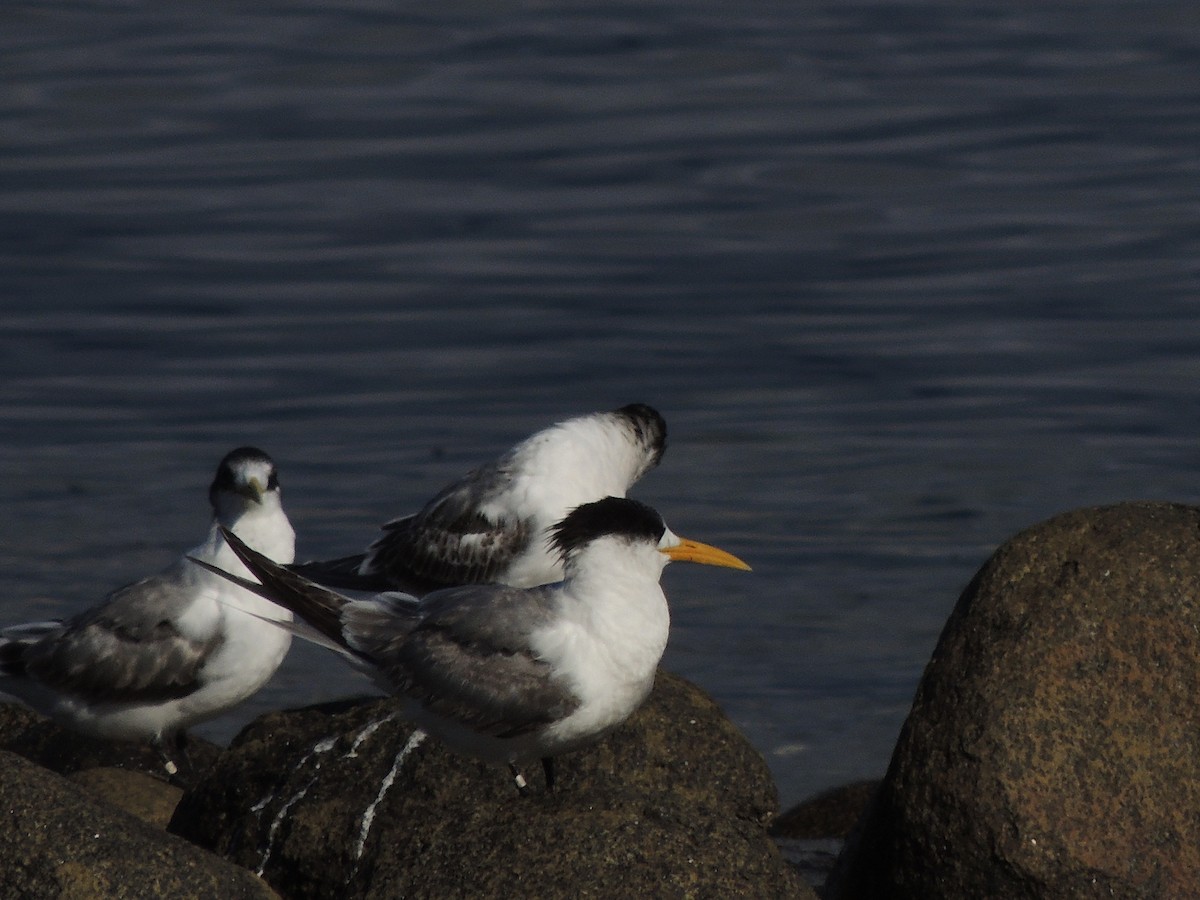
left=0, top=750, right=276, bottom=899
left=0, top=701, right=221, bottom=781
left=69, top=767, right=184, bottom=828
left=830, top=502, right=1200, bottom=899
left=171, top=670, right=812, bottom=899
left=770, top=780, right=878, bottom=840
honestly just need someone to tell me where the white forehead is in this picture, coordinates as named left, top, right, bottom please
left=227, top=456, right=275, bottom=484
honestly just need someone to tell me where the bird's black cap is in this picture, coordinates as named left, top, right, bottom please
left=209, top=446, right=279, bottom=507
left=550, top=496, right=667, bottom=560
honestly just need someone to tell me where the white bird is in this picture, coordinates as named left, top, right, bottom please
left=289, top=404, right=667, bottom=595
left=0, top=447, right=296, bottom=778
left=198, top=496, right=749, bottom=790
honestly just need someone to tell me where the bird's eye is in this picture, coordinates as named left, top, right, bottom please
left=267, top=472, right=279, bottom=490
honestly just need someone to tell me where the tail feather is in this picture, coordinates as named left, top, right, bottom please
left=2, top=621, right=63, bottom=639
left=206, top=527, right=355, bottom=649
left=287, top=554, right=392, bottom=593
left=0, top=638, right=26, bottom=677
left=186, top=557, right=375, bottom=666
left=1, top=621, right=61, bottom=677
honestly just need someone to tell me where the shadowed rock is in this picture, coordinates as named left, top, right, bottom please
left=770, top=780, right=879, bottom=841
left=0, top=701, right=221, bottom=781
left=68, top=767, right=184, bottom=828
left=170, top=670, right=812, bottom=898
left=830, top=502, right=1200, bottom=899
left=0, top=750, right=276, bottom=899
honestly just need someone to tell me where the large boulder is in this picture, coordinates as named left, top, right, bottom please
left=0, top=750, right=275, bottom=899
left=171, top=670, right=812, bottom=898
left=830, top=502, right=1200, bottom=899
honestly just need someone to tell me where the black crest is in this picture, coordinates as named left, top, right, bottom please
left=550, top=497, right=666, bottom=560
left=615, top=403, right=668, bottom=467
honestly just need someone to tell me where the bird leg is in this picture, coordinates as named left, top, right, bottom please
left=155, top=731, right=195, bottom=787
left=509, top=758, right=557, bottom=794
left=509, top=763, right=530, bottom=795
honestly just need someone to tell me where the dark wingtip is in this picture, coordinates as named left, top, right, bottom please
left=217, top=524, right=260, bottom=567
left=213, top=526, right=351, bottom=640
left=0, top=641, right=27, bottom=677
left=287, top=555, right=388, bottom=592
left=186, top=553, right=264, bottom=594
left=211, top=526, right=292, bottom=596
left=615, top=404, right=667, bottom=467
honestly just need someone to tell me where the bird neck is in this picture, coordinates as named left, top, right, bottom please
left=561, top=540, right=670, bottom=643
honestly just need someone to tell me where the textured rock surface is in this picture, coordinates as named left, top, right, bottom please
left=770, top=780, right=878, bottom=840
left=171, top=670, right=812, bottom=898
left=0, top=701, right=220, bottom=781
left=0, top=750, right=276, bottom=899
left=69, top=767, right=184, bottom=828
left=831, top=502, right=1200, bottom=899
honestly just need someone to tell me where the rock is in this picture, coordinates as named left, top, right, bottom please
left=171, top=670, right=812, bottom=898
left=830, top=502, right=1200, bottom=899
left=770, top=780, right=879, bottom=840
left=770, top=781, right=878, bottom=893
left=69, top=767, right=184, bottom=829
left=0, top=750, right=276, bottom=899
left=0, top=702, right=221, bottom=781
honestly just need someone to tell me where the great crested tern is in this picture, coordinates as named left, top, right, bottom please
left=289, top=404, right=667, bottom=595
left=0, top=447, right=296, bottom=778
left=199, top=496, right=748, bottom=790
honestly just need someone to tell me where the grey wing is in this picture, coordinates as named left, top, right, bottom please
left=21, top=572, right=219, bottom=703
left=337, top=593, right=420, bottom=658
left=365, top=463, right=534, bottom=589
left=377, top=584, right=580, bottom=738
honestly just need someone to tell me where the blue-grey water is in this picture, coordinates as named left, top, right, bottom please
left=2, top=0, right=1199, bottom=810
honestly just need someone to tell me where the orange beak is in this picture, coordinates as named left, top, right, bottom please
left=662, top=538, right=751, bottom=571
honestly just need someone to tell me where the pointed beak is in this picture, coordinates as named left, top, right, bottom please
left=240, top=478, right=266, bottom=503
left=662, top=538, right=751, bottom=571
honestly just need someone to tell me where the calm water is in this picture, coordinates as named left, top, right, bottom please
left=2, top=0, right=1199, bottom=808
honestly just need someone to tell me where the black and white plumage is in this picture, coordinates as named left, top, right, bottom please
left=289, top=404, right=667, bottom=595
left=0, top=447, right=296, bottom=775
left=199, top=496, right=749, bottom=789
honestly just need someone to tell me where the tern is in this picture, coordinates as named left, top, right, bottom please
left=196, top=496, right=749, bottom=790
left=289, top=404, right=667, bottom=595
left=0, top=447, right=296, bottom=778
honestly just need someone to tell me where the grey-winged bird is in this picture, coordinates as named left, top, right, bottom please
left=0, top=447, right=296, bottom=779
left=198, top=496, right=748, bottom=791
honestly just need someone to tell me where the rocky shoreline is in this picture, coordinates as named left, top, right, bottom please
left=1, top=671, right=809, bottom=898
left=5, top=501, right=1199, bottom=897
